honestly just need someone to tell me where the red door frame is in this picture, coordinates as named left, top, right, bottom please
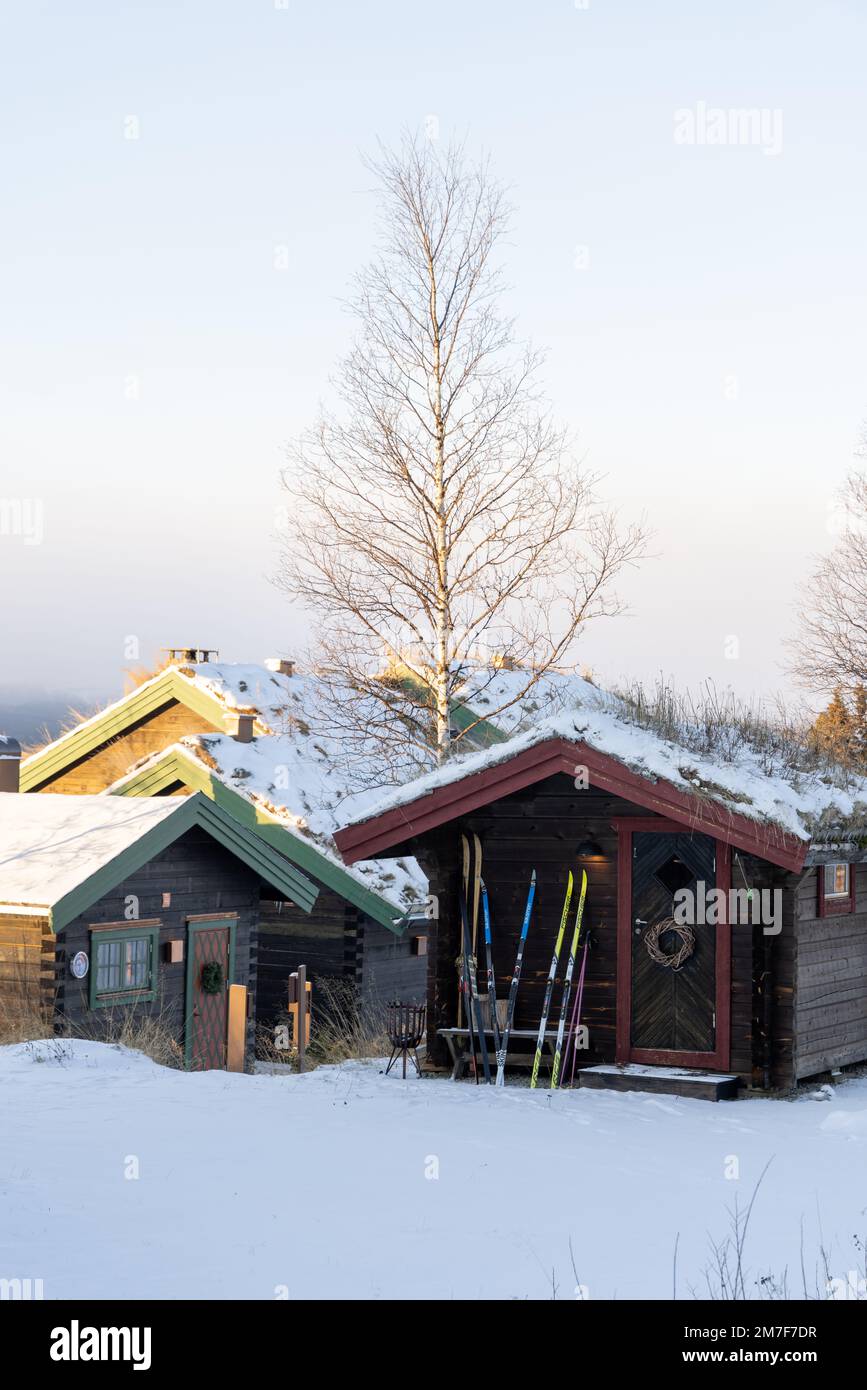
left=614, top=819, right=731, bottom=1071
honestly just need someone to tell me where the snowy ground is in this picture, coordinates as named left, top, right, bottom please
left=2, top=1040, right=866, bottom=1301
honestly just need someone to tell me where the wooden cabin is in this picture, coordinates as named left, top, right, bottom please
left=335, top=728, right=867, bottom=1096
left=16, top=660, right=427, bottom=1028
left=0, top=791, right=317, bottom=1069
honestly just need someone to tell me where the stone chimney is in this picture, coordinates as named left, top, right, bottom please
left=0, top=736, right=21, bottom=792
left=265, top=657, right=295, bottom=677
left=234, top=713, right=255, bottom=743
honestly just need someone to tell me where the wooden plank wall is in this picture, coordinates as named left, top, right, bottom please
left=795, top=864, right=867, bottom=1080
left=256, top=888, right=349, bottom=1024
left=33, top=700, right=220, bottom=792
left=256, top=890, right=427, bottom=1026
left=729, top=854, right=797, bottom=1090
left=416, top=777, right=651, bottom=1069
left=356, top=918, right=427, bottom=1008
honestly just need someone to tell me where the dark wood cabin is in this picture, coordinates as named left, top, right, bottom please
left=256, top=888, right=427, bottom=1023
left=0, top=791, right=318, bottom=1069
left=16, top=663, right=427, bottom=1032
left=336, top=735, right=867, bottom=1094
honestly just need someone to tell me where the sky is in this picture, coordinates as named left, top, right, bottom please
left=1, top=0, right=865, bottom=716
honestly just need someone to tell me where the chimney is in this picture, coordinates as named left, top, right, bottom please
left=0, top=736, right=21, bottom=793
left=234, top=713, right=255, bottom=743
left=164, top=646, right=219, bottom=665
left=265, top=657, right=295, bottom=677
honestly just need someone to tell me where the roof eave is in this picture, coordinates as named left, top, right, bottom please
left=335, top=736, right=809, bottom=873
left=45, top=793, right=318, bottom=933
left=19, top=670, right=238, bottom=791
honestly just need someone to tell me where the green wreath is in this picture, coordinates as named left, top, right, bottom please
left=200, top=961, right=225, bottom=995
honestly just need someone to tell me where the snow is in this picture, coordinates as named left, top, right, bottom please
left=582, top=1063, right=737, bottom=1081
left=174, top=661, right=293, bottom=727
left=0, top=795, right=182, bottom=910
left=3, top=1038, right=867, bottom=1301
left=24, top=660, right=428, bottom=917
left=349, top=671, right=867, bottom=845
left=107, top=665, right=430, bottom=914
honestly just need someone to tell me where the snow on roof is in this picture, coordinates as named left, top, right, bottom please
left=173, top=662, right=295, bottom=729
left=21, top=662, right=427, bottom=915
left=117, top=733, right=425, bottom=913
left=345, top=671, right=867, bottom=845
left=0, top=794, right=183, bottom=910
left=102, top=664, right=428, bottom=912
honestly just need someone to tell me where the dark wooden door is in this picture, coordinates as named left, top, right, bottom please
left=630, top=832, right=716, bottom=1055
left=186, top=924, right=231, bottom=1071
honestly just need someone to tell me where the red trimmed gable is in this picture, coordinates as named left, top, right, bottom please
left=334, top=736, right=808, bottom=872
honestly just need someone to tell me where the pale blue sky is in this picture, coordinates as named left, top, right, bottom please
left=1, top=0, right=865, bottom=709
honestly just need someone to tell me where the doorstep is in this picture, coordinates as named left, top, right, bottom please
left=578, top=1063, right=740, bottom=1102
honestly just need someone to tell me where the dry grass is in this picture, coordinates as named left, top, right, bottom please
left=86, top=1000, right=185, bottom=1069
left=256, top=976, right=390, bottom=1070
left=309, top=977, right=389, bottom=1065
left=0, top=959, right=184, bottom=1069
left=0, top=950, right=54, bottom=1044
left=0, top=992, right=53, bottom=1045
left=611, top=676, right=852, bottom=785
left=21, top=658, right=176, bottom=758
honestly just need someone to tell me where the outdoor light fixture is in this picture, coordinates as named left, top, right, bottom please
left=577, top=838, right=604, bottom=859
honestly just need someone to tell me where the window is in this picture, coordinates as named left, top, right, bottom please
left=89, top=926, right=160, bottom=1008
left=654, top=855, right=694, bottom=896
left=825, top=863, right=850, bottom=899
left=818, top=863, right=855, bottom=917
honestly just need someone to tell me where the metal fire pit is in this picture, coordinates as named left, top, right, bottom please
left=385, top=1001, right=426, bottom=1078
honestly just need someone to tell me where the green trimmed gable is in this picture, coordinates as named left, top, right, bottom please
left=111, top=748, right=410, bottom=934
left=42, top=793, right=318, bottom=932
left=20, top=670, right=256, bottom=794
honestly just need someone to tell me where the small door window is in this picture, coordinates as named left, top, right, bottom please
left=819, top=864, right=855, bottom=917
left=825, top=863, right=850, bottom=899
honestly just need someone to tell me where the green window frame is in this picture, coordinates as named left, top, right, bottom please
left=89, top=925, right=160, bottom=1009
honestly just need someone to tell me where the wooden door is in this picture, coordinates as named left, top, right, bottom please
left=185, top=922, right=234, bottom=1071
left=617, top=825, right=731, bottom=1070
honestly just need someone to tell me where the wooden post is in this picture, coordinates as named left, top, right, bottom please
left=227, top=984, right=247, bottom=1072
left=296, top=963, right=307, bottom=1073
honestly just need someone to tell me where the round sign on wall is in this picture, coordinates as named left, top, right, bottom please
left=70, top=950, right=89, bottom=980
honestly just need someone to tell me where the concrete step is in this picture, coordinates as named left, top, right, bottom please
left=578, top=1063, right=739, bottom=1102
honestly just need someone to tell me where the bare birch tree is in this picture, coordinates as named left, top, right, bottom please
left=789, top=469, right=867, bottom=696
left=277, top=134, right=646, bottom=770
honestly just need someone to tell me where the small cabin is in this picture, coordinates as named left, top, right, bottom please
left=0, top=792, right=317, bottom=1069
left=336, top=721, right=867, bottom=1096
left=16, top=660, right=428, bottom=1028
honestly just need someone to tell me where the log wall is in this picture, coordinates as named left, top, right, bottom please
left=256, top=889, right=426, bottom=1028
left=0, top=914, right=55, bottom=1033
left=795, top=864, right=867, bottom=1080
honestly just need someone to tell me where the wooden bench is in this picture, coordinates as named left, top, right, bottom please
left=437, top=1027, right=558, bottom=1080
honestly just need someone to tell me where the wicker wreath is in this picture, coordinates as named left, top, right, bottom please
left=643, top=917, right=695, bottom=971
